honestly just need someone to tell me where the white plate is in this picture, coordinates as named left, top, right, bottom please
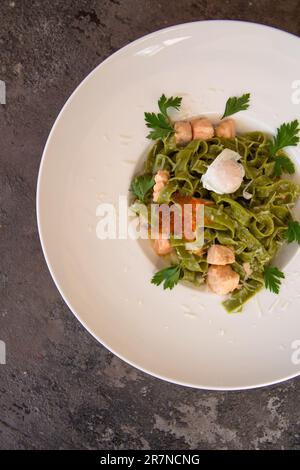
left=37, top=21, right=300, bottom=390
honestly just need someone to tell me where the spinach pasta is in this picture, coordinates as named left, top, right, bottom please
left=130, top=94, right=300, bottom=312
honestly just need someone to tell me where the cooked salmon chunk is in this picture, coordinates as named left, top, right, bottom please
left=191, top=118, right=214, bottom=140
left=153, top=170, right=169, bottom=202
left=153, top=238, right=173, bottom=255
left=207, top=265, right=240, bottom=295
left=215, top=119, right=236, bottom=138
left=207, top=245, right=235, bottom=265
left=174, top=121, right=192, bottom=146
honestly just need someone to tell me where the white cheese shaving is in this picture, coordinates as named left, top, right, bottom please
left=201, top=149, right=245, bottom=194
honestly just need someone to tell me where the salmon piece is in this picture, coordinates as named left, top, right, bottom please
left=207, top=245, right=235, bottom=265
left=207, top=265, right=240, bottom=295
left=215, top=119, right=236, bottom=138
left=186, top=246, right=205, bottom=256
left=191, top=118, right=214, bottom=140
left=174, top=121, right=192, bottom=146
left=172, top=195, right=213, bottom=237
left=153, top=170, right=169, bottom=202
left=153, top=238, right=173, bottom=255
left=156, top=195, right=214, bottom=240
left=154, top=170, right=169, bottom=183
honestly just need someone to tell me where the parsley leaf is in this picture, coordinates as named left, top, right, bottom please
left=270, top=120, right=300, bottom=156
left=221, top=93, right=250, bottom=119
left=264, top=266, right=285, bottom=294
left=130, top=174, right=154, bottom=203
left=158, top=94, right=182, bottom=117
left=145, top=94, right=182, bottom=140
left=273, top=155, right=295, bottom=176
left=151, top=265, right=183, bottom=290
left=285, top=220, right=300, bottom=244
left=144, top=112, right=173, bottom=140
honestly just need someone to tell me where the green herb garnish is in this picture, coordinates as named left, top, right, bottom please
left=130, top=174, right=154, bottom=203
left=273, top=155, right=295, bottom=176
left=264, top=266, right=285, bottom=294
left=221, top=93, right=250, bottom=119
left=285, top=220, right=300, bottom=244
left=145, top=94, right=182, bottom=140
left=158, top=94, right=182, bottom=117
left=270, top=120, right=299, bottom=156
left=151, top=265, right=183, bottom=290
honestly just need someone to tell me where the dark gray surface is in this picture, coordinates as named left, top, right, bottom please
left=1, top=0, right=300, bottom=450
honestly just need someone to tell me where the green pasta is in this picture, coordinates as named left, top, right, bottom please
left=131, top=107, right=300, bottom=313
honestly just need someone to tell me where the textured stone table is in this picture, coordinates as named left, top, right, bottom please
left=1, top=0, right=300, bottom=450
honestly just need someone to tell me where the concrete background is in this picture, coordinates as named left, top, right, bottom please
left=1, top=0, right=300, bottom=450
